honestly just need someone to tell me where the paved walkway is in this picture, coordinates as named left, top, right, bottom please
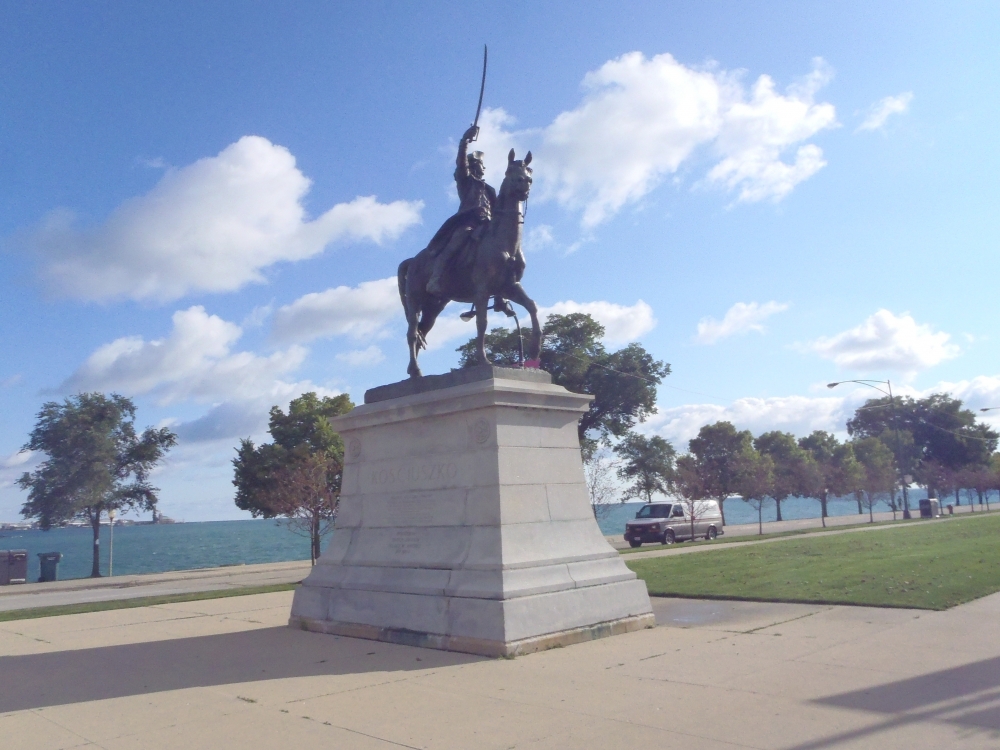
left=0, top=560, right=310, bottom=612
left=2, top=588, right=998, bottom=749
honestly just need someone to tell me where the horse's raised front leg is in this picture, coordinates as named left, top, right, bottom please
left=474, top=293, right=491, bottom=366
left=504, top=283, right=542, bottom=364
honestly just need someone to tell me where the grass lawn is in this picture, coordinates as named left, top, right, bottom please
left=616, top=516, right=923, bottom=554
left=0, top=582, right=299, bottom=622
left=626, top=512, right=1000, bottom=610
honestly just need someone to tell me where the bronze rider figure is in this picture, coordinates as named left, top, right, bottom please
left=425, top=124, right=497, bottom=295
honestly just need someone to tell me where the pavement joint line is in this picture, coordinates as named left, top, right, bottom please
left=29, top=706, right=110, bottom=750
left=284, top=669, right=451, bottom=704
left=321, top=722, right=425, bottom=750
left=736, top=608, right=828, bottom=635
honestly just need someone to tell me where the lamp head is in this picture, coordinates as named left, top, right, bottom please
left=827, top=382, right=840, bottom=389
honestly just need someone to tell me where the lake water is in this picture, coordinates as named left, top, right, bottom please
left=0, top=520, right=312, bottom=581
left=0, top=487, right=977, bottom=581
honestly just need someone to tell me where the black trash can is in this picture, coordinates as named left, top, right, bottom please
left=38, top=552, right=63, bottom=583
left=8, top=550, right=27, bottom=584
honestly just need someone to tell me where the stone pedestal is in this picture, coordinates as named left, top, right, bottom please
left=289, top=366, right=654, bottom=656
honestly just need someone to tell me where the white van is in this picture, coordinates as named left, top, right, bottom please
left=623, top=499, right=724, bottom=548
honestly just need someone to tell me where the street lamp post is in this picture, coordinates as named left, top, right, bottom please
left=828, top=379, right=912, bottom=519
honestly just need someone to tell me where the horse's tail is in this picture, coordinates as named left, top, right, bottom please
left=397, top=258, right=411, bottom=309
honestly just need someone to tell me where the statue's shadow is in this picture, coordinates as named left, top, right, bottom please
left=0, top=626, right=482, bottom=713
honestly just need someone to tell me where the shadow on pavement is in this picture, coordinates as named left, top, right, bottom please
left=0, top=626, right=481, bottom=713
left=790, top=655, right=1000, bottom=748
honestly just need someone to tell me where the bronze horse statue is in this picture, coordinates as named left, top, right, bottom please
left=397, top=149, right=541, bottom=378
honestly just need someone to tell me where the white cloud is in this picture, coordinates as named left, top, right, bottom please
left=420, top=298, right=658, bottom=351
left=476, top=53, right=836, bottom=227
left=808, top=309, right=959, bottom=376
left=422, top=312, right=478, bottom=351
left=271, top=277, right=400, bottom=345
left=706, top=60, right=836, bottom=203
left=0, top=450, right=37, bottom=494
left=856, top=92, right=913, bottom=132
left=335, top=345, right=386, bottom=367
left=29, top=136, right=422, bottom=302
left=524, top=224, right=555, bottom=252
left=170, top=384, right=341, bottom=444
left=1, top=450, right=33, bottom=470
left=539, top=300, right=656, bottom=345
left=61, top=306, right=308, bottom=405
left=695, top=301, right=789, bottom=345
left=647, top=395, right=850, bottom=447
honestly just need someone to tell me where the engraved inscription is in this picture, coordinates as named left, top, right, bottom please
left=387, top=529, right=422, bottom=556
left=470, top=416, right=490, bottom=444
left=393, top=496, right=434, bottom=525
left=369, top=462, right=458, bottom=488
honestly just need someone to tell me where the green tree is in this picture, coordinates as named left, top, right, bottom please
left=918, top=459, right=957, bottom=507
left=754, top=431, right=817, bottom=522
left=733, top=445, right=774, bottom=536
left=233, top=392, right=354, bottom=563
left=852, top=437, right=896, bottom=522
left=687, top=421, right=754, bottom=525
left=18, top=393, right=177, bottom=577
left=989, top=453, right=1000, bottom=511
left=798, top=431, right=865, bottom=527
left=613, top=432, right=676, bottom=503
left=847, top=393, right=998, bottom=511
left=673, top=453, right=709, bottom=541
left=457, top=313, right=669, bottom=452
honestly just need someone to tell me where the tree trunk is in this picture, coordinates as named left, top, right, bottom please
left=819, top=493, right=828, bottom=528
left=718, top=498, right=727, bottom=526
left=775, top=498, right=783, bottom=522
left=856, top=493, right=863, bottom=514
left=955, top=488, right=961, bottom=506
left=89, top=508, right=102, bottom=578
left=869, top=501, right=874, bottom=523
left=757, top=504, right=763, bottom=536
left=310, top=512, right=320, bottom=565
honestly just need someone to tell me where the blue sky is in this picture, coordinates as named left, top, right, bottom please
left=2, top=2, right=999, bottom=521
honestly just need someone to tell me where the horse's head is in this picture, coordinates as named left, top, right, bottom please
left=502, top=149, right=533, bottom=202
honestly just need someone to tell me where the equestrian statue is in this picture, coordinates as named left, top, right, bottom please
left=397, top=51, right=541, bottom=378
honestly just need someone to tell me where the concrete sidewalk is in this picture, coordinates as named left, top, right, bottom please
left=0, top=560, right=310, bottom=613
left=2, top=587, right=998, bottom=748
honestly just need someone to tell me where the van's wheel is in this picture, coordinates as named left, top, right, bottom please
left=706, top=526, right=718, bottom=541
left=662, top=530, right=675, bottom=545
left=628, top=540, right=641, bottom=548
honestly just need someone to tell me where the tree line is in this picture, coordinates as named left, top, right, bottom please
left=596, top=395, right=1000, bottom=534
left=17, top=314, right=999, bottom=578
